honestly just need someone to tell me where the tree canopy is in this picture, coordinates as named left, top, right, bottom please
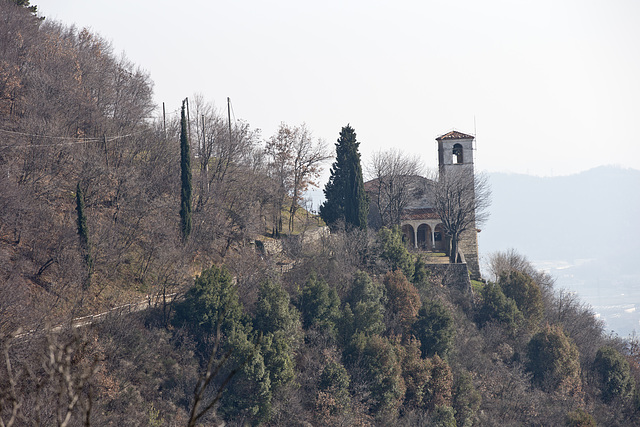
left=594, top=346, right=635, bottom=403
left=526, top=324, right=582, bottom=395
left=366, top=148, right=423, bottom=228
left=320, top=125, right=368, bottom=230
left=172, top=264, right=245, bottom=337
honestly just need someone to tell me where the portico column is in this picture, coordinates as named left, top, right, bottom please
left=414, top=224, right=418, bottom=249
left=431, top=227, right=436, bottom=250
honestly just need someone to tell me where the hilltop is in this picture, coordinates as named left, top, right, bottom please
left=2, top=2, right=640, bottom=426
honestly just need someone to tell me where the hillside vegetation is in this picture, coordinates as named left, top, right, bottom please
left=482, top=168, right=640, bottom=335
left=0, top=0, right=327, bottom=333
left=2, top=2, right=640, bottom=426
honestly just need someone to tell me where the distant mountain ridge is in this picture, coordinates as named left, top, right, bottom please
left=479, top=166, right=640, bottom=335
left=480, top=166, right=640, bottom=263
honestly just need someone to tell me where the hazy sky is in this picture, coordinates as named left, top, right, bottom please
left=39, top=0, right=640, bottom=177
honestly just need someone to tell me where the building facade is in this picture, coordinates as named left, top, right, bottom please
left=367, top=130, right=481, bottom=279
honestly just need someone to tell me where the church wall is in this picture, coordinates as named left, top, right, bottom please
left=458, top=227, right=480, bottom=280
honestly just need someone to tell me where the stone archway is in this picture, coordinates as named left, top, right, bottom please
left=401, top=224, right=415, bottom=248
left=417, top=224, right=432, bottom=250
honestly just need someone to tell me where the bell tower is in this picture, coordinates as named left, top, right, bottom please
left=435, top=130, right=480, bottom=279
left=436, top=130, right=475, bottom=178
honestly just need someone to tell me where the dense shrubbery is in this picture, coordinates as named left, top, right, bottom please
left=4, top=192, right=639, bottom=426
left=5, top=207, right=640, bottom=426
left=526, top=324, right=582, bottom=395
left=594, top=346, right=635, bottom=403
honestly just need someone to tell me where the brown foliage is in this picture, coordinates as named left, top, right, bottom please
left=383, top=270, right=421, bottom=335
left=400, top=338, right=431, bottom=409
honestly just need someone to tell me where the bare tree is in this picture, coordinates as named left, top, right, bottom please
left=186, top=323, right=239, bottom=427
left=486, top=248, right=539, bottom=282
left=265, top=123, right=329, bottom=234
left=287, top=126, right=330, bottom=232
left=1, top=327, right=99, bottom=427
left=366, top=149, right=424, bottom=227
left=429, top=168, right=491, bottom=263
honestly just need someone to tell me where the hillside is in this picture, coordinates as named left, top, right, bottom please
left=3, top=2, right=640, bottom=426
left=480, top=167, right=640, bottom=335
left=0, top=0, right=327, bottom=334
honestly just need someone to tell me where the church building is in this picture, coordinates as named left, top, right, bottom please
left=366, top=130, right=481, bottom=279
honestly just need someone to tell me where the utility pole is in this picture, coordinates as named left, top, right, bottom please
left=227, top=97, right=232, bottom=143
left=162, top=102, right=166, bottom=139
left=202, top=114, right=209, bottom=192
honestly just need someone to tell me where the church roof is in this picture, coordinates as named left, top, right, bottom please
left=401, top=208, right=440, bottom=220
left=436, top=130, right=475, bottom=141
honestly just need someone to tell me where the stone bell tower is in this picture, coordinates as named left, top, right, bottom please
left=437, top=130, right=475, bottom=178
left=435, top=131, right=480, bottom=279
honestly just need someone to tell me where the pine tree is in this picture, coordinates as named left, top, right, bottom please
left=320, top=124, right=368, bottom=230
left=75, top=181, right=92, bottom=288
left=594, top=346, right=635, bottom=403
left=526, top=324, right=582, bottom=395
left=498, top=271, right=544, bottom=327
left=179, top=100, right=192, bottom=241
left=300, top=274, right=341, bottom=337
left=172, top=264, right=245, bottom=337
left=412, top=300, right=456, bottom=359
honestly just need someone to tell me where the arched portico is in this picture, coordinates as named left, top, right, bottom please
left=434, top=223, right=447, bottom=252
left=417, top=224, right=431, bottom=249
left=401, top=224, right=415, bottom=247
left=400, top=219, right=444, bottom=251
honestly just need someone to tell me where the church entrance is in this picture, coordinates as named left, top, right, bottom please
left=417, top=224, right=432, bottom=250
left=434, top=224, right=446, bottom=252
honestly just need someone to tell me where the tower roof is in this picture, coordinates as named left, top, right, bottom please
left=436, top=130, right=475, bottom=141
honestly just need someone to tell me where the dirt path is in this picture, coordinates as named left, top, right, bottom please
left=13, top=292, right=178, bottom=340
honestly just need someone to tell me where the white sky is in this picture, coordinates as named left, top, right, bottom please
left=39, top=0, right=640, bottom=177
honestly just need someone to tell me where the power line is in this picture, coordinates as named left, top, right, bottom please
left=0, top=128, right=100, bottom=142
left=0, top=128, right=149, bottom=148
left=229, top=98, right=237, bottom=124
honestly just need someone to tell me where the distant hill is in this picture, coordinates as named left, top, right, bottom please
left=479, top=166, right=640, bottom=335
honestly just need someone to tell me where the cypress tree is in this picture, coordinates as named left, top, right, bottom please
left=12, top=0, right=39, bottom=16
left=75, top=181, right=92, bottom=288
left=179, top=100, right=192, bottom=241
left=320, top=124, right=368, bottom=230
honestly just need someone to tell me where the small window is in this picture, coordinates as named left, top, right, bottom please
left=453, top=143, right=463, bottom=164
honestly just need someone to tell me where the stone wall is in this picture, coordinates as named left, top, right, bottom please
left=458, top=227, right=480, bottom=280
left=425, top=263, right=473, bottom=294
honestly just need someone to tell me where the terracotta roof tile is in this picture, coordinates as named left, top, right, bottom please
left=436, top=130, right=475, bottom=141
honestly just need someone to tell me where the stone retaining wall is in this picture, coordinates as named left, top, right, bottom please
left=425, top=263, right=473, bottom=294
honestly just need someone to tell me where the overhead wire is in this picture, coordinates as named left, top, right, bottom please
left=229, top=98, right=237, bottom=124
left=0, top=126, right=151, bottom=148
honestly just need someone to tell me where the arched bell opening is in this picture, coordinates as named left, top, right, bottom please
left=453, top=143, right=463, bottom=164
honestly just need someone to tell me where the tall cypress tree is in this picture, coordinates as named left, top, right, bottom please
left=179, top=100, right=192, bottom=241
left=320, top=124, right=368, bottom=230
left=76, top=181, right=92, bottom=288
